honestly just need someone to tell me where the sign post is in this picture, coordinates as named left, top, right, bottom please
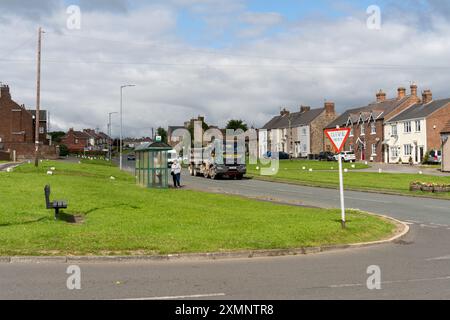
left=325, top=127, right=352, bottom=229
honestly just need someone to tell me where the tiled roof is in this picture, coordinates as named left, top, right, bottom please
left=262, top=108, right=324, bottom=130
left=326, top=96, right=410, bottom=129
left=388, top=98, right=450, bottom=122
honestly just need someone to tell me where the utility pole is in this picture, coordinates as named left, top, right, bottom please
left=34, top=27, right=43, bottom=167
left=119, top=84, right=135, bottom=170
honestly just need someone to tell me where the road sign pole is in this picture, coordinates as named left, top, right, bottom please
left=338, top=155, right=346, bottom=229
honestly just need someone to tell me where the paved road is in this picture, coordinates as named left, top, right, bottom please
left=0, top=159, right=449, bottom=300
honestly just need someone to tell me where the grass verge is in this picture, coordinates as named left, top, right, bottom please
left=0, top=160, right=396, bottom=256
left=247, top=162, right=450, bottom=199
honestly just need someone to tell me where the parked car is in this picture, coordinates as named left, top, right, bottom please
left=278, top=152, right=290, bottom=160
left=428, top=150, right=442, bottom=164
left=127, top=153, right=136, bottom=161
left=334, top=151, right=356, bottom=162
left=318, top=152, right=335, bottom=161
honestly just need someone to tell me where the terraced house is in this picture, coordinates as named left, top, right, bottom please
left=259, top=102, right=338, bottom=158
left=384, top=90, right=450, bottom=164
left=325, top=85, right=420, bottom=162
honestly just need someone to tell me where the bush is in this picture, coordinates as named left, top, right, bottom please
left=59, top=144, right=69, bottom=157
left=422, top=152, right=430, bottom=164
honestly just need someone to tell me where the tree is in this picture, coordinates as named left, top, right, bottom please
left=157, top=127, right=168, bottom=144
left=226, top=120, right=248, bottom=132
left=49, top=131, right=66, bottom=143
left=59, top=144, right=69, bottom=157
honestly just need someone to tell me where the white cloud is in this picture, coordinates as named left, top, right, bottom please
left=1, top=1, right=450, bottom=137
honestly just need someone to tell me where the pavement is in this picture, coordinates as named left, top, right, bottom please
left=0, top=162, right=18, bottom=172
left=0, top=158, right=449, bottom=300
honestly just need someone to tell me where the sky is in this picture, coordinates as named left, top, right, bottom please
left=1, top=0, right=450, bottom=137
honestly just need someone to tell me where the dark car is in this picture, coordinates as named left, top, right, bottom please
left=318, top=152, right=335, bottom=161
left=278, top=152, right=290, bottom=160
left=127, top=153, right=136, bottom=161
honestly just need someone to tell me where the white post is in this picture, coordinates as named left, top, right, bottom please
left=338, top=154, right=346, bottom=228
left=119, top=87, right=123, bottom=170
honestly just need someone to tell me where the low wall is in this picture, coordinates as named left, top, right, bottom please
left=4, top=143, right=58, bottom=160
left=443, top=138, right=450, bottom=172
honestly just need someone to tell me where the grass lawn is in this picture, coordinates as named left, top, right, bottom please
left=248, top=159, right=369, bottom=171
left=0, top=161, right=395, bottom=256
left=247, top=161, right=450, bottom=199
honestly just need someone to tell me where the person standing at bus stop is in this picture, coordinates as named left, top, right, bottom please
left=171, top=159, right=182, bottom=188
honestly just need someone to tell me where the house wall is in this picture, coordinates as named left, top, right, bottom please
left=61, top=132, right=89, bottom=153
left=343, top=119, right=384, bottom=162
left=442, top=134, right=450, bottom=172
left=384, top=118, right=427, bottom=164
left=426, top=103, right=450, bottom=151
left=292, top=125, right=310, bottom=157
left=258, top=130, right=268, bottom=157
left=3, top=143, right=58, bottom=160
left=310, top=110, right=338, bottom=155
left=0, top=98, right=34, bottom=144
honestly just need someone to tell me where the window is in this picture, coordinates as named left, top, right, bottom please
left=75, top=139, right=79, bottom=144
left=415, top=120, right=421, bottom=132
left=360, top=125, right=365, bottom=136
left=39, top=126, right=44, bottom=134
left=404, top=121, right=412, bottom=133
left=349, top=144, right=354, bottom=152
left=350, top=128, right=354, bottom=137
left=302, top=128, right=307, bottom=135
left=391, top=125, right=398, bottom=136
left=371, top=144, right=377, bottom=155
left=371, top=123, right=376, bottom=135
left=404, top=144, right=412, bottom=156
left=391, top=147, right=398, bottom=158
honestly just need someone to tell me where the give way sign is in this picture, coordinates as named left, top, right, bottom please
left=325, top=128, right=351, bottom=153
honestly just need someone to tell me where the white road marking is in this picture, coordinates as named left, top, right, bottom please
left=427, top=255, right=450, bottom=261
left=420, top=224, right=439, bottom=229
left=405, top=220, right=423, bottom=224
left=118, top=293, right=226, bottom=301
left=329, top=276, right=450, bottom=288
left=430, top=223, right=449, bottom=227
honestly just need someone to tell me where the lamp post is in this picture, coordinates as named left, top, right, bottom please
left=108, top=112, right=118, bottom=161
left=120, top=84, right=136, bottom=170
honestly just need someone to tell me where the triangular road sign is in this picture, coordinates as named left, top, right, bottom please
left=325, top=128, right=351, bottom=153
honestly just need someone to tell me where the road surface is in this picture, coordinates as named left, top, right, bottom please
left=0, top=159, right=449, bottom=300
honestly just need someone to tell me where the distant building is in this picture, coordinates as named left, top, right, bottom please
left=260, top=102, right=338, bottom=158
left=0, top=84, right=56, bottom=160
left=61, top=128, right=111, bottom=153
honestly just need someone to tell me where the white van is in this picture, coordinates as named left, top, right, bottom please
left=168, top=150, right=182, bottom=167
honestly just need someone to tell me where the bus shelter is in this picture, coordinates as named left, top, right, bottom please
left=135, top=142, right=172, bottom=188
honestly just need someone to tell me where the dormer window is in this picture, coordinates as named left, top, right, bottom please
left=360, top=125, right=365, bottom=136
left=371, top=123, right=376, bottom=135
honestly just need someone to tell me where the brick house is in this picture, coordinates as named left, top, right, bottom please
left=0, top=84, right=56, bottom=160
left=385, top=90, right=450, bottom=164
left=62, top=128, right=111, bottom=153
left=61, top=129, right=90, bottom=153
left=325, top=86, right=420, bottom=162
left=260, top=102, right=338, bottom=158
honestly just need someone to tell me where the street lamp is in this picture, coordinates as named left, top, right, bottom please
left=120, top=84, right=136, bottom=170
left=108, top=112, right=118, bottom=161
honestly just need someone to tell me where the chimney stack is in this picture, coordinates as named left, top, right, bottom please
left=300, top=105, right=311, bottom=113
left=422, top=90, right=433, bottom=104
left=410, top=83, right=418, bottom=97
left=0, top=84, right=11, bottom=99
left=376, top=90, right=386, bottom=103
left=397, top=87, right=406, bottom=100
left=324, top=101, right=335, bottom=115
left=280, top=108, right=290, bottom=116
